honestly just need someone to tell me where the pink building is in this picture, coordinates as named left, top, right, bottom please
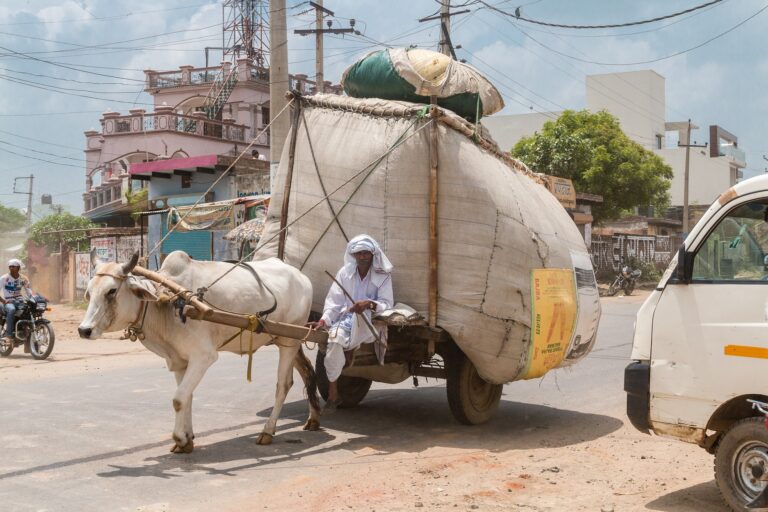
left=82, top=58, right=341, bottom=226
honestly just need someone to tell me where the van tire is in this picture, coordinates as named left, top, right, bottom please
left=714, top=417, right=768, bottom=511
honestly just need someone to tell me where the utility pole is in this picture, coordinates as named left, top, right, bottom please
left=417, top=5, right=469, bottom=59
left=315, top=1, right=324, bottom=93
left=13, top=174, right=33, bottom=229
left=270, top=0, right=290, bottom=188
left=439, top=2, right=450, bottom=56
left=678, top=119, right=707, bottom=235
left=294, top=1, right=355, bottom=94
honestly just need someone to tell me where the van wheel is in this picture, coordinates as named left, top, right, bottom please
left=445, top=348, right=502, bottom=425
left=315, top=350, right=372, bottom=408
left=714, top=417, right=768, bottom=511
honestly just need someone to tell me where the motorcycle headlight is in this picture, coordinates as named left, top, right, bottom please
left=36, top=303, right=47, bottom=311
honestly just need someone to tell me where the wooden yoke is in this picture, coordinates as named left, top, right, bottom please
left=131, top=265, right=328, bottom=345
left=132, top=265, right=213, bottom=318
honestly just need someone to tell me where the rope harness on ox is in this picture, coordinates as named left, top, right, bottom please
left=94, top=272, right=150, bottom=342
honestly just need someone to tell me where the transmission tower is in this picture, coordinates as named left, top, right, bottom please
left=222, top=0, right=270, bottom=68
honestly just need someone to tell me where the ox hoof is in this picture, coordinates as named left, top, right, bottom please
left=255, top=433, right=273, bottom=445
left=170, top=439, right=194, bottom=454
left=303, top=419, right=321, bottom=431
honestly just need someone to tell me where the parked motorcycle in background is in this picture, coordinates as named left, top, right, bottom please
left=0, top=294, right=55, bottom=359
left=608, top=263, right=642, bottom=296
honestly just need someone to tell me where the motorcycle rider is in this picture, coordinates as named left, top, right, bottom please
left=1, top=259, right=35, bottom=343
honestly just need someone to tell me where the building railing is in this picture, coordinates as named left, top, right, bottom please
left=145, top=62, right=344, bottom=95
left=146, top=66, right=220, bottom=89
left=102, top=110, right=246, bottom=142
left=719, top=145, right=747, bottom=166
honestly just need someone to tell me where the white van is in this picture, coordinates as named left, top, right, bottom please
left=626, top=174, right=768, bottom=511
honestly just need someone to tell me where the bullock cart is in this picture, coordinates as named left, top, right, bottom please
left=130, top=265, right=483, bottom=423
left=150, top=49, right=600, bottom=426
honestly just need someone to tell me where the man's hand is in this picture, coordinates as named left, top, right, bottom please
left=306, top=319, right=327, bottom=330
left=349, top=300, right=375, bottom=314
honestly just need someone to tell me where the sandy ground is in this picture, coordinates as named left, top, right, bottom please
left=0, top=296, right=730, bottom=512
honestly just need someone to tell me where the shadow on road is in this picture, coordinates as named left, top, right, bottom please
left=645, top=480, right=726, bottom=511
left=94, top=387, right=622, bottom=480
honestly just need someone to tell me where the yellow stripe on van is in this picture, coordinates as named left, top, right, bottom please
left=724, top=345, right=768, bottom=359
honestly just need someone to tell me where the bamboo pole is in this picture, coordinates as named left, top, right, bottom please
left=428, top=96, right=439, bottom=328
left=182, top=306, right=328, bottom=344
left=277, top=95, right=302, bottom=260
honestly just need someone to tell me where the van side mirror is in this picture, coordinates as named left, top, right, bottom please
left=675, top=245, right=691, bottom=284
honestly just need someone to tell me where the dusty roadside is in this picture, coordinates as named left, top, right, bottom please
left=0, top=299, right=728, bottom=512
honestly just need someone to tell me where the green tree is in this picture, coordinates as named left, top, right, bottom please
left=28, top=213, right=95, bottom=252
left=0, top=204, right=26, bottom=232
left=511, top=109, right=673, bottom=223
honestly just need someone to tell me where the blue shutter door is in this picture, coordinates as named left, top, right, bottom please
left=161, top=214, right=212, bottom=260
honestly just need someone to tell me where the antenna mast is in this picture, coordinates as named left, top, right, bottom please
left=222, top=0, right=270, bottom=68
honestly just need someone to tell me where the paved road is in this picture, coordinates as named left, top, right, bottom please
left=0, top=293, right=726, bottom=512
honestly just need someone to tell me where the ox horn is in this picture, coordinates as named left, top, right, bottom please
left=122, top=252, right=139, bottom=275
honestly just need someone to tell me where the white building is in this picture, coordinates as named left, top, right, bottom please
left=483, top=70, right=746, bottom=211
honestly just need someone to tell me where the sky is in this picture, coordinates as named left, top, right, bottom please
left=0, top=0, right=766, bottom=216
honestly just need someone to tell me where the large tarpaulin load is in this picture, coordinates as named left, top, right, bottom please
left=342, top=48, right=504, bottom=121
left=258, top=93, right=600, bottom=385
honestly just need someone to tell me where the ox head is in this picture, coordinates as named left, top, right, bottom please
left=78, top=253, right=158, bottom=339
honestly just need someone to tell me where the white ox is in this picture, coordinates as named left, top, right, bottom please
left=78, top=251, right=321, bottom=452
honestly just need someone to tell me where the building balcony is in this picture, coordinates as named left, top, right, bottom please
left=145, top=60, right=343, bottom=95
left=101, top=107, right=247, bottom=143
left=719, top=144, right=747, bottom=168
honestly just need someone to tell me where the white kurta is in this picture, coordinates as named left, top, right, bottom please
left=321, top=265, right=394, bottom=381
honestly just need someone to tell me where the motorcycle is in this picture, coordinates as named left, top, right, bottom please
left=607, top=264, right=642, bottom=296
left=0, top=294, right=55, bottom=360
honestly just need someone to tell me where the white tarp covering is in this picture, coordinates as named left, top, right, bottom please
left=258, top=94, right=599, bottom=384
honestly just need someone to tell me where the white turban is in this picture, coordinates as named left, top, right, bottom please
left=344, top=234, right=393, bottom=274
left=7, top=258, right=22, bottom=268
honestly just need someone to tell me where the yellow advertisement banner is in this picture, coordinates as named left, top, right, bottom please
left=523, top=269, right=577, bottom=379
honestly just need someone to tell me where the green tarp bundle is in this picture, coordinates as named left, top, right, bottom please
left=341, top=48, right=504, bottom=122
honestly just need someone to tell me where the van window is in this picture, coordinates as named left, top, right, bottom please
left=692, top=201, right=768, bottom=282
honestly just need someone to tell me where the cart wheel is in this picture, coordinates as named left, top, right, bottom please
left=315, top=350, right=372, bottom=408
left=445, top=348, right=502, bottom=425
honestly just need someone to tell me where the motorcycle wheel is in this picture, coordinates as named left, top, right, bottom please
left=624, top=281, right=635, bottom=296
left=607, top=278, right=620, bottom=296
left=0, top=336, right=13, bottom=357
left=29, top=323, right=54, bottom=360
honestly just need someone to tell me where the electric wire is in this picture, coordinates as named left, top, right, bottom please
left=504, top=2, right=768, bottom=66
left=481, top=0, right=722, bottom=29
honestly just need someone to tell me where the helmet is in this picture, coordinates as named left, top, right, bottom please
left=7, top=258, right=22, bottom=268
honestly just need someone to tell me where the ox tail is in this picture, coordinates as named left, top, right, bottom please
left=294, top=346, right=321, bottom=412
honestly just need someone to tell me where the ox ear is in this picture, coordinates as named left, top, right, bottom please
left=127, top=278, right=158, bottom=302
left=122, top=252, right=139, bottom=275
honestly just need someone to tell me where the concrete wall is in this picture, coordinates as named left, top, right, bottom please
left=586, top=71, right=666, bottom=150
left=656, top=148, right=733, bottom=207
left=482, top=112, right=558, bottom=152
